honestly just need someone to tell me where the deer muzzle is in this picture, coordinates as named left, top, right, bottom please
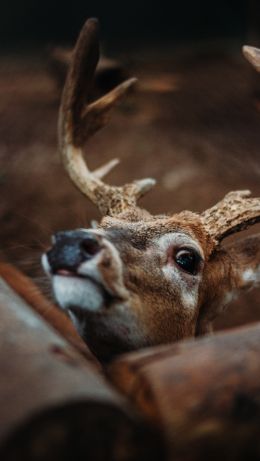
left=42, top=229, right=129, bottom=314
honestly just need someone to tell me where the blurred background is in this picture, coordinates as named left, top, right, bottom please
left=0, top=0, right=260, bottom=332
left=0, top=0, right=254, bottom=48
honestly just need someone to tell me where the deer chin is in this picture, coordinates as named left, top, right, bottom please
left=50, top=273, right=144, bottom=361
left=76, top=313, right=144, bottom=362
left=70, top=299, right=146, bottom=362
left=52, top=274, right=109, bottom=313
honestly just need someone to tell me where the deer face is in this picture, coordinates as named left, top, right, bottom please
left=42, top=20, right=260, bottom=361
left=43, top=214, right=210, bottom=359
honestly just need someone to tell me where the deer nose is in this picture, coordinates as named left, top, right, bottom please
left=47, top=230, right=102, bottom=274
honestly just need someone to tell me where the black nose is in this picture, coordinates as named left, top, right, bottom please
left=47, top=230, right=101, bottom=274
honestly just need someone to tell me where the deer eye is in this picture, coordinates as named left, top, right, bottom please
left=175, top=248, right=201, bottom=275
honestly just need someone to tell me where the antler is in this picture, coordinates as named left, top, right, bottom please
left=243, top=45, right=260, bottom=72
left=202, top=190, right=260, bottom=246
left=59, top=18, right=155, bottom=216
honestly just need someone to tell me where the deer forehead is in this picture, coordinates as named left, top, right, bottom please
left=99, top=214, right=208, bottom=249
left=108, top=226, right=203, bottom=254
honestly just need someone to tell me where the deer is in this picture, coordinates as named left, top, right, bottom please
left=42, top=19, right=260, bottom=362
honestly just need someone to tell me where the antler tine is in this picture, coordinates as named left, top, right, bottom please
left=243, top=46, right=260, bottom=72
left=93, top=158, right=120, bottom=179
left=59, top=18, right=156, bottom=216
left=202, top=190, right=260, bottom=247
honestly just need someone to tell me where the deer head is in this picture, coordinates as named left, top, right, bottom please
left=42, top=19, right=260, bottom=361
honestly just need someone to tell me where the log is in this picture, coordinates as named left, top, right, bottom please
left=0, top=262, right=97, bottom=365
left=109, top=323, right=260, bottom=461
left=0, top=277, right=164, bottom=460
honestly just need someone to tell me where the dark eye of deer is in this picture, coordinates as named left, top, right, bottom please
left=175, top=248, right=201, bottom=275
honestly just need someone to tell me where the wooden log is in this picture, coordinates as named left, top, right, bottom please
left=0, top=277, right=164, bottom=461
left=0, top=262, right=97, bottom=365
left=109, top=323, right=260, bottom=461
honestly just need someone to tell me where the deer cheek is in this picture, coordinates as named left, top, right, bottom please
left=162, top=264, right=199, bottom=312
left=146, top=296, right=197, bottom=344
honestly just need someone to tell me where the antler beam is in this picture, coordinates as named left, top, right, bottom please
left=59, top=18, right=155, bottom=216
left=202, top=190, right=260, bottom=246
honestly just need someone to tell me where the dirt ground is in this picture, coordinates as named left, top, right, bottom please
left=0, top=43, right=260, bottom=332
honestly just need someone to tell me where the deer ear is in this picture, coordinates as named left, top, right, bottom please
left=196, top=234, right=260, bottom=336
